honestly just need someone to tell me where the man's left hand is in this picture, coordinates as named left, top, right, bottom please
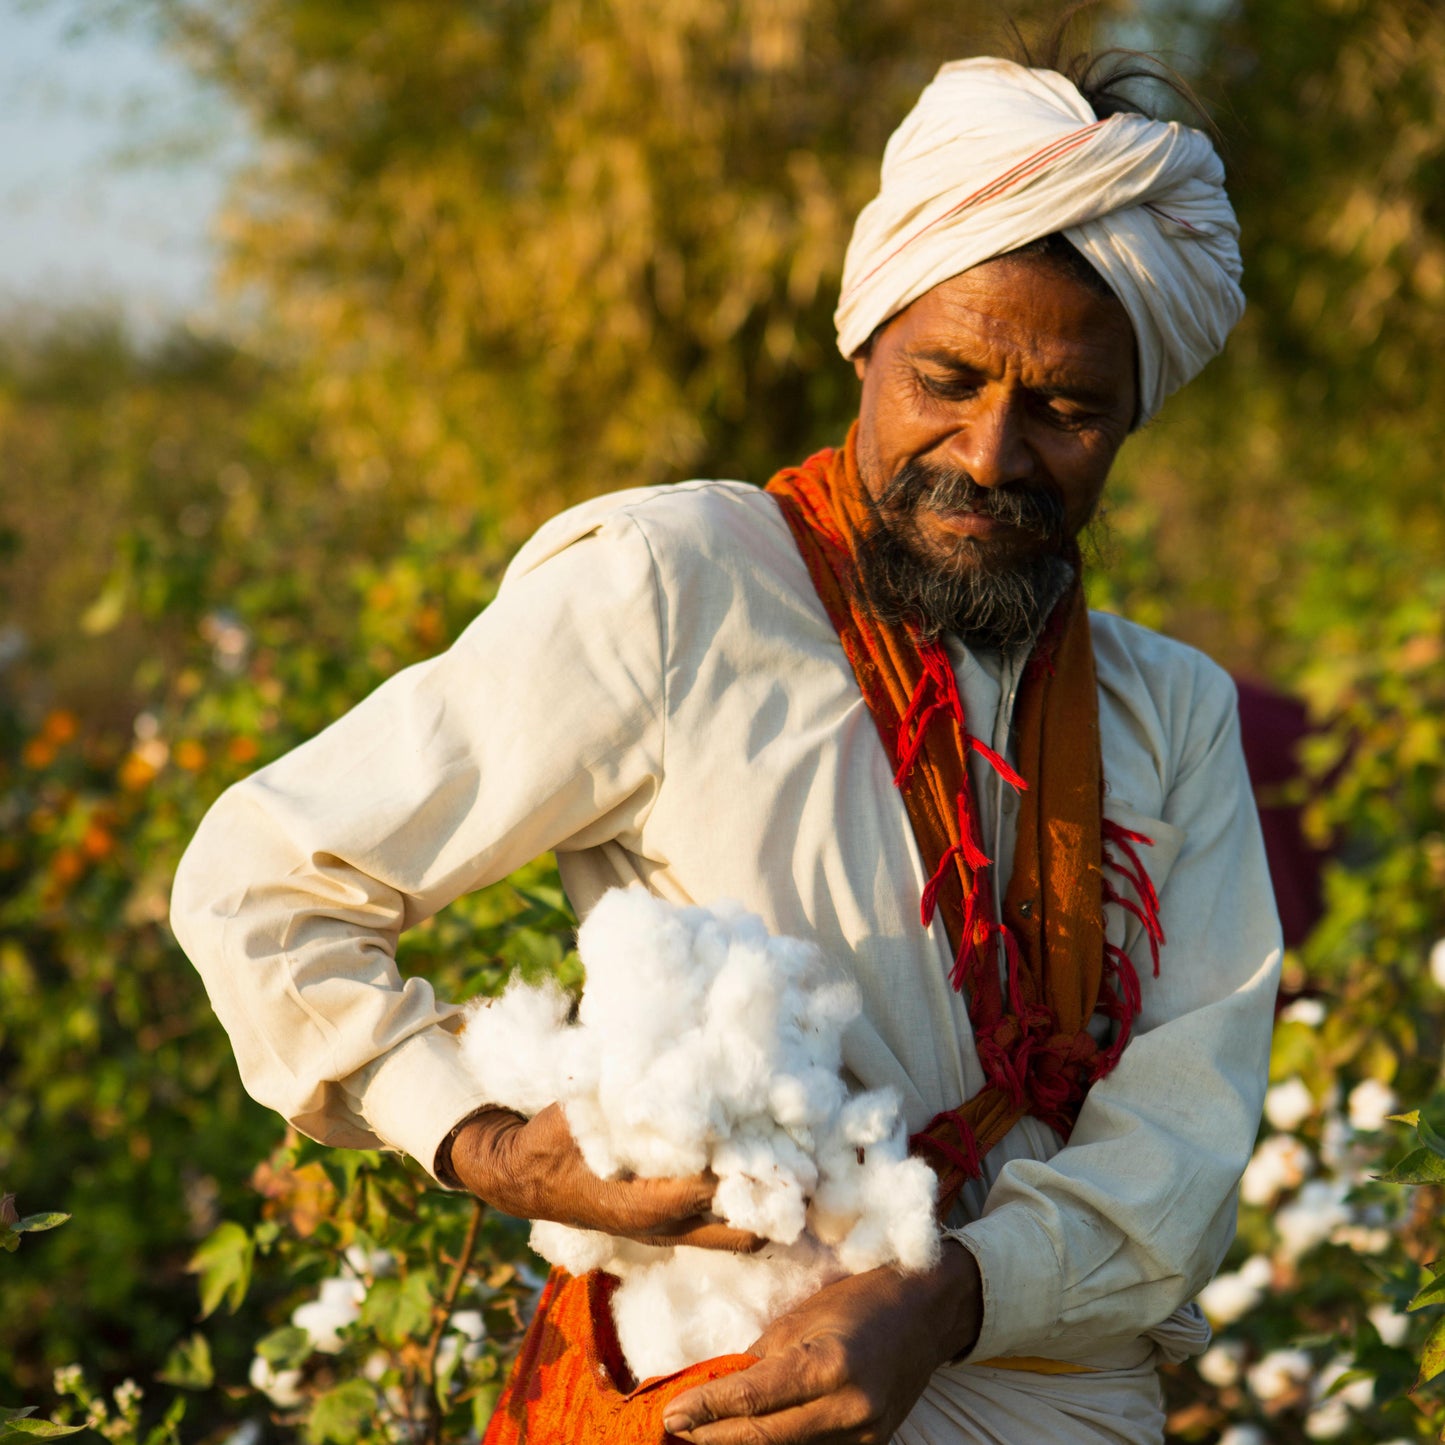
left=661, top=1242, right=982, bottom=1444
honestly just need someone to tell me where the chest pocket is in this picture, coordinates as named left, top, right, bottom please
left=1102, top=797, right=1186, bottom=966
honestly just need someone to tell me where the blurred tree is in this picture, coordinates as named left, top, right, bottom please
left=1099, top=0, right=1445, bottom=673
left=149, top=0, right=1056, bottom=531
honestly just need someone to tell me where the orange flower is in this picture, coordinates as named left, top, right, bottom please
left=81, top=822, right=115, bottom=861
left=228, top=735, right=260, bottom=765
left=414, top=605, right=444, bottom=649
left=174, top=740, right=207, bottom=772
left=43, top=710, right=79, bottom=745
left=50, top=848, right=84, bottom=886
left=21, top=738, right=55, bottom=770
left=119, top=754, right=158, bottom=792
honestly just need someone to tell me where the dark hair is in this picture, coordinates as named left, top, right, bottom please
left=1009, top=3, right=1214, bottom=132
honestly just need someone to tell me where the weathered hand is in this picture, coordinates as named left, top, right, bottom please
left=449, top=1103, right=761, bottom=1252
left=661, top=1243, right=982, bottom=1444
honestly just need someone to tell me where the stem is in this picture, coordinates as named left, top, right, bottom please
left=422, top=1198, right=486, bottom=1445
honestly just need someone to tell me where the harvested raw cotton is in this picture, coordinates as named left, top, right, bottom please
left=459, top=888, right=939, bottom=1380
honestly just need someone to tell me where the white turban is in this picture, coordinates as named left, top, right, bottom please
left=835, top=58, right=1244, bottom=423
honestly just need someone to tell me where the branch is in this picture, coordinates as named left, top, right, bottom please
left=421, top=1198, right=487, bottom=1445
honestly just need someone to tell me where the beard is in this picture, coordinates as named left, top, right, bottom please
left=853, top=459, right=1081, bottom=651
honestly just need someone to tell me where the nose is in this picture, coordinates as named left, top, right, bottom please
left=940, top=392, right=1035, bottom=489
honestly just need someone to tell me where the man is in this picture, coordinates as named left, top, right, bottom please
left=172, top=51, right=1281, bottom=1445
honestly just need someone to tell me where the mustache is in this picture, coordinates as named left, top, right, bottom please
left=874, top=460, right=1068, bottom=544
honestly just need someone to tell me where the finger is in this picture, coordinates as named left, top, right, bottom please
left=663, top=1352, right=835, bottom=1435
left=675, top=1398, right=859, bottom=1445
left=630, top=1216, right=764, bottom=1253
left=590, top=1173, right=717, bottom=1231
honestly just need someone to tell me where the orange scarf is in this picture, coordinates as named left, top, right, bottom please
left=482, top=434, right=1163, bottom=1442
left=767, top=428, right=1162, bottom=1215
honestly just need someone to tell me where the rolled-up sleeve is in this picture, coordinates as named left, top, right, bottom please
left=170, top=505, right=666, bottom=1181
left=954, top=664, right=1282, bottom=1361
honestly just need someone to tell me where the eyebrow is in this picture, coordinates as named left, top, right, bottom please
left=907, top=347, right=1121, bottom=409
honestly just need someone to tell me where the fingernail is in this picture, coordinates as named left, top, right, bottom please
left=663, top=1412, right=692, bottom=1433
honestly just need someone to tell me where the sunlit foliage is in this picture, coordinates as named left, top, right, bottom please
left=2, top=0, right=1444, bottom=1440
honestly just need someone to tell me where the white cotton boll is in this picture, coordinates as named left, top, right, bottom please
left=1430, top=939, right=1445, bottom=991
left=449, top=1310, right=485, bottom=1342
left=838, top=1088, right=904, bottom=1149
left=1239, top=1255, right=1273, bottom=1289
left=1368, top=1303, right=1410, bottom=1347
left=1330, top=1222, right=1391, bottom=1254
left=713, top=1126, right=817, bottom=1222
left=459, top=975, right=573, bottom=1117
left=1196, top=1341, right=1246, bottom=1388
left=291, top=1277, right=364, bottom=1354
left=1279, top=997, right=1327, bottom=1027
left=1303, top=1401, right=1350, bottom=1440
left=702, top=949, right=788, bottom=1117
left=606, top=1041, right=718, bottom=1177
left=1264, top=1078, right=1316, bottom=1133
left=1198, top=1269, right=1265, bottom=1327
left=768, top=1069, right=846, bottom=1139
left=458, top=889, right=938, bottom=1379
left=1217, top=1427, right=1267, bottom=1445
left=561, top=1095, right=624, bottom=1180
left=528, top=1221, right=620, bottom=1277
left=1319, top=1113, right=1357, bottom=1173
left=343, top=1243, right=396, bottom=1280
left=1240, top=1134, right=1314, bottom=1207
left=1276, top=1179, right=1352, bottom=1263
left=249, top=1357, right=305, bottom=1408
left=1245, top=1347, right=1312, bottom=1404
left=1314, top=1357, right=1373, bottom=1411
left=881, top=1159, right=946, bottom=1272
left=1347, top=1078, right=1398, bottom=1133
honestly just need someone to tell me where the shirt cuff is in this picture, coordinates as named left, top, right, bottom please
left=946, top=1202, right=1065, bottom=1362
left=354, top=1027, right=502, bottom=1187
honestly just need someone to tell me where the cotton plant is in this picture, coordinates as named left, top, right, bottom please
left=40, top=1369, right=184, bottom=1445
left=178, top=1126, right=544, bottom=1445
left=1165, top=968, right=1445, bottom=1444
left=459, top=887, right=940, bottom=1381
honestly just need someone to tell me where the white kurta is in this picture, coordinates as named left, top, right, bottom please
left=171, top=480, right=1281, bottom=1443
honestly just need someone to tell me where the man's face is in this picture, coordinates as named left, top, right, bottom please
left=852, top=251, right=1138, bottom=647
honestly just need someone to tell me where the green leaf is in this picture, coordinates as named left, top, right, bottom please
left=255, top=1325, right=312, bottom=1370
left=471, top=1382, right=502, bottom=1436
left=359, top=1272, right=433, bottom=1346
left=188, top=1222, right=255, bottom=1318
left=0, top=1229, right=17, bottom=1253
left=1416, top=1312, right=1445, bottom=1390
left=1388, top=1111, right=1421, bottom=1128
left=0, top=1419, right=85, bottom=1440
left=1376, top=1148, right=1445, bottom=1186
left=0, top=1412, right=38, bottom=1426
left=1416, top=1113, right=1445, bottom=1159
left=143, top=1395, right=186, bottom=1445
left=14, top=1214, right=69, bottom=1235
left=305, top=1380, right=376, bottom=1445
left=79, top=564, right=130, bottom=637
left=1410, top=1269, right=1445, bottom=1313
left=319, top=1149, right=382, bottom=1200
left=157, top=1332, right=214, bottom=1390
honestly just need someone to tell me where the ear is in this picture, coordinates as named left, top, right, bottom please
left=852, top=353, right=867, bottom=382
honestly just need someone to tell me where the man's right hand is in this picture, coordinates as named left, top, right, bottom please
left=449, top=1103, right=762, bottom=1253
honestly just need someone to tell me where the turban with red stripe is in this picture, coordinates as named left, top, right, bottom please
left=835, top=58, right=1244, bottom=422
